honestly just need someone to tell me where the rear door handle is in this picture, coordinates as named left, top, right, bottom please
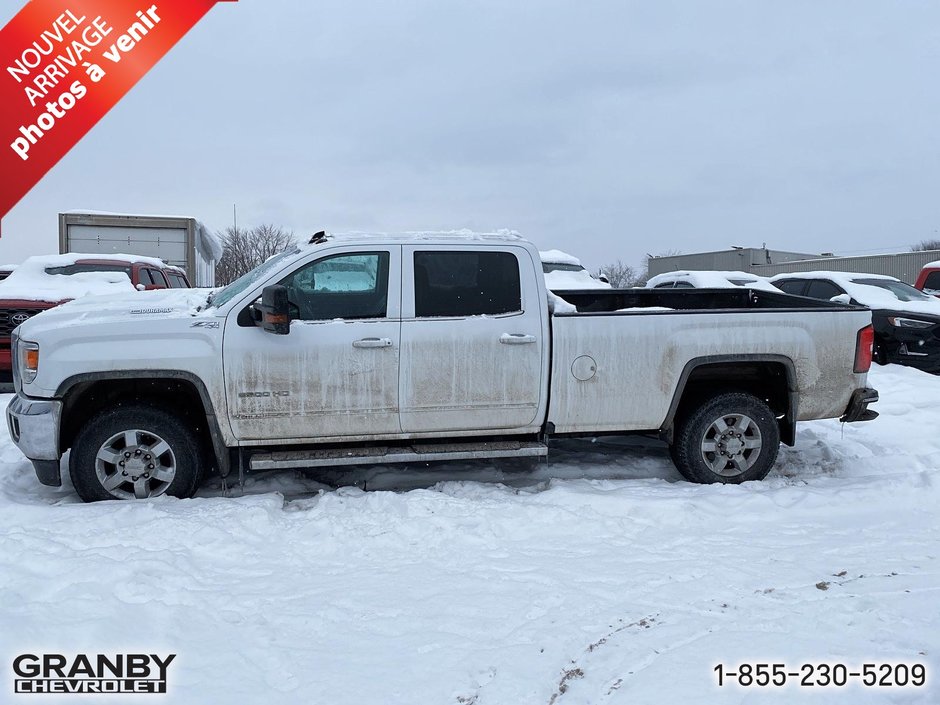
left=353, top=337, right=393, bottom=349
left=500, top=333, right=537, bottom=345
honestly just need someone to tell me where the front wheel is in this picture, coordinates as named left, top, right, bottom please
left=69, top=404, right=202, bottom=502
left=671, top=392, right=780, bottom=484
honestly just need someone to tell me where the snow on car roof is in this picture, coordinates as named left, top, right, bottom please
left=0, top=253, right=149, bottom=302
left=646, top=270, right=780, bottom=292
left=923, top=260, right=940, bottom=269
left=539, top=249, right=583, bottom=266
left=543, top=269, right=610, bottom=291
left=771, top=271, right=940, bottom=314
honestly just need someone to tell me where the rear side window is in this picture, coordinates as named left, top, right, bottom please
left=414, top=251, right=521, bottom=317
left=806, top=280, right=844, bottom=300
left=167, top=273, right=189, bottom=288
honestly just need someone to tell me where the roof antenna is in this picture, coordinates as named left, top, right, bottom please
left=309, top=230, right=327, bottom=244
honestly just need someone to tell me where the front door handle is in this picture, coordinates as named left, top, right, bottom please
left=500, top=333, right=537, bottom=345
left=353, top=337, right=393, bottom=349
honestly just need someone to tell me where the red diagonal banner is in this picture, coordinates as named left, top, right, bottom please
left=0, top=0, right=236, bottom=235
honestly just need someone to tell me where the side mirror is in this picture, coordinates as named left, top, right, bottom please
left=136, top=283, right=146, bottom=291
left=598, top=274, right=610, bottom=284
left=260, top=285, right=291, bottom=335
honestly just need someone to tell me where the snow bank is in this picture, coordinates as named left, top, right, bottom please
left=1, top=365, right=938, bottom=704
left=0, top=253, right=140, bottom=302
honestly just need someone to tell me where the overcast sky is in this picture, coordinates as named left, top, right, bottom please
left=2, top=0, right=939, bottom=272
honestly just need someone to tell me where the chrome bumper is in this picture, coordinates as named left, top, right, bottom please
left=6, top=393, right=63, bottom=486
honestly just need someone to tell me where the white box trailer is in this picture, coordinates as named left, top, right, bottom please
left=58, top=212, right=222, bottom=287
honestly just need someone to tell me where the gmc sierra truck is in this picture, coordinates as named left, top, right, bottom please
left=6, top=233, right=879, bottom=502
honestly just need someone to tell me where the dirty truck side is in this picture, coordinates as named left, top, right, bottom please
left=6, top=233, right=878, bottom=501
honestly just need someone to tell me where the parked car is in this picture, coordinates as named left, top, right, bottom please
left=771, top=272, right=940, bottom=373
left=540, top=250, right=611, bottom=291
left=0, top=253, right=191, bottom=381
left=915, top=261, right=940, bottom=298
left=7, top=232, right=877, bottom=502
left=646, top=270, right=780, bottom=292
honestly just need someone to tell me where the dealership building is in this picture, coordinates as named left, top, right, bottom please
left=647, top=246, right=940, bottom=285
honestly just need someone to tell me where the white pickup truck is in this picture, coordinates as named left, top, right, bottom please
left=7, top=232, right=879, bottom=502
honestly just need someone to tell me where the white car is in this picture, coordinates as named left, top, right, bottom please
left=770, top=271, right=940, bottom=374
left=646, top=270, right=781, bottom=293
left=540, top=250, right=611, bottom=291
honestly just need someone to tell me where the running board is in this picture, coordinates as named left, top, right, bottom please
left=249, top=440, right=548, bottom=471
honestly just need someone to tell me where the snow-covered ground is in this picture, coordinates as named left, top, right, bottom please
left=1, top=365, right=937, bottom=704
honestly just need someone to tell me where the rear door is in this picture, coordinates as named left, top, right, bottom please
left=399, top=245, right=546, bottom=434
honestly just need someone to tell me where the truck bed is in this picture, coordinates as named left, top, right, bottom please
left=546, top=287, right=872, bottom=435
left=552, top=287, right=860, bottom=313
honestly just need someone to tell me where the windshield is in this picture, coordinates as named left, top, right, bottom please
left=207, top=248, right=300, bottom=308
left=543, top=262, right=586, bottom=273
left=850, top=278, right=932, bottom=302
left=45, top=263, right=132, bottom=278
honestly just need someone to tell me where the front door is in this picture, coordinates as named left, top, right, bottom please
left=223, top=246, right=402, bottom=441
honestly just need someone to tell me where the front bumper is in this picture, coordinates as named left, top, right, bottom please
left=6, top=393, right=63, bottom=486
left=840, top=387, right=879, bottom=423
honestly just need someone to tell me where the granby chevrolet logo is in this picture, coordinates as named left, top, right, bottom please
left=12, top=653, right=176, bottom=694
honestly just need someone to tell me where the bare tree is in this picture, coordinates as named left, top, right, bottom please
left=596, top=259, right=646, bottom=288
left=912, top=239, right=940, bottom=252
left=215, top=224, right=297, bottom=285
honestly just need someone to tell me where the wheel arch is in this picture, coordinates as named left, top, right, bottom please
left=56, top=370, right=231, bottom=478
left=660, top=354, right=798, bottom=447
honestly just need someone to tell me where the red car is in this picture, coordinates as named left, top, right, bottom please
left=0, top=254, right=190, bottom=381
left=915, top=261, right=940, bottom=298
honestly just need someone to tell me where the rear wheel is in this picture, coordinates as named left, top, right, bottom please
left=671, top=392, right=779, bottom=484
left=69, top=405, right=202, bottom=502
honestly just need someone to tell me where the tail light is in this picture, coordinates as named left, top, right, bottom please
left=854, top=325, right=874, bottom=373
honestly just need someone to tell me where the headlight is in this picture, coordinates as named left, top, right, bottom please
left=887, top=316, right=933, bottom=329
left=19, top=341, right=39, bottom=383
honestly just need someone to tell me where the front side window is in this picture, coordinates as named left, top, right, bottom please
left=280, top=252, right=390, bottom=321
left=147, top=269, right=168, bottom=288
left=806, top=280, right=844, bottom=301
left=775, top=280, right=807, bottom=296
left=414, top=251, right=521, bottom=318
left=167, top=273, right=189, bottom=288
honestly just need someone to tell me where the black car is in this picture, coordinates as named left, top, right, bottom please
left=771, top=273, right=940, bottom=374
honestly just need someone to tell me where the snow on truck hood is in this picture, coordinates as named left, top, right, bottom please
left=15, top=288, right=213, bottom=338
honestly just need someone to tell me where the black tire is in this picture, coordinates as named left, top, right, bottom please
left=671, top=392, right=779, bottom=484
left=69, top=404, right=202, bottom=502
